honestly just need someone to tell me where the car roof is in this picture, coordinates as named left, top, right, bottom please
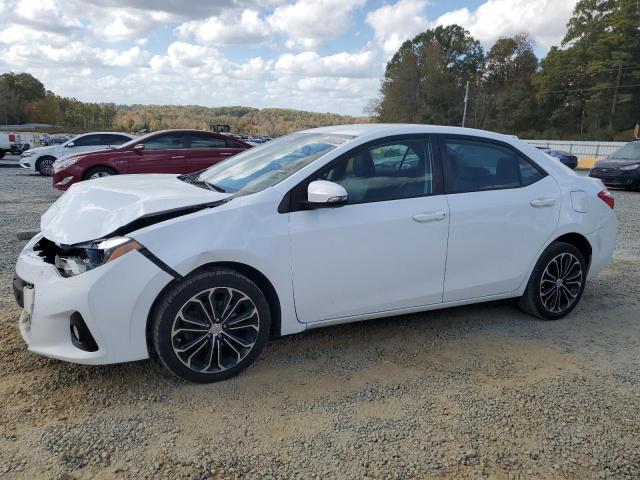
left=75, top=132, right=135, bottom=136
left=299, top=123, right=518, bottom=143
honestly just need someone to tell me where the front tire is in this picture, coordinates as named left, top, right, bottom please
left=151, top=268, right=271, bottom=383
left=519, top=242, right=587, bottom=320
left=36, top=156, right=56, bottom=176
left=84, top=166, right=117, bottom=180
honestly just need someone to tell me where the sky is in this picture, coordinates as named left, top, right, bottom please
left=0, top=0, right=579, bottom=116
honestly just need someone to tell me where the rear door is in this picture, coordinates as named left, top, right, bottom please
left=186, top=132, right=246, bottom=172
left=126, top=132, right=190, bottom=174
left=64, top=134, right=106, bottom=156
left=99, top=134, right=132, bottom=148
left=440, top=135, right=561, bottom=302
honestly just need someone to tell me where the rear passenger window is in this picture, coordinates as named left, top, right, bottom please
left=519, top=157, right=545, bottom=186
left=442, top=138, right=544, bottom=193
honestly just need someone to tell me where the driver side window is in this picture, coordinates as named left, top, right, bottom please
left=318, top=138, right=433, bottom=204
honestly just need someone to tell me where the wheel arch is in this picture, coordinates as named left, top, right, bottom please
left=83, top=165, right=119, bottom=179
left=35, top=155, right=56, bottom=167
left=552, top=232, right=592, bottom=269
left=145, top=261, right=282, bottom=355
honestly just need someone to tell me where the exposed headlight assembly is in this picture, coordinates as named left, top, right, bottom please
left=619, top=163, right=640, bottom=171
left=21, top=150, right=35, bottom=158
left=55, top=237, right=142, bottom=277
left=53, top=155, right=85, bottom=174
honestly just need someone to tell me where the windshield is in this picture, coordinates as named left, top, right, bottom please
left=610, top=142, right=640, bottom=161
left=196, top=132, right=354, bottom=194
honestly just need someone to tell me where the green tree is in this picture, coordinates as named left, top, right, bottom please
left=376, top=25, right=485, bottom=125
left=536, top=0, right=640, bottom=137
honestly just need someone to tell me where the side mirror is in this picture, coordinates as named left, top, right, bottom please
left=132, top=143, right=145, bottom=153
left=307, top=180, right=348, bottom=207
left=65, top=142, right=74, bottom=148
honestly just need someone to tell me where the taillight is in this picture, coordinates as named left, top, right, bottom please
left=8, top=133, right=15, bottom=142
left=598, top=189, right=614, bottom=209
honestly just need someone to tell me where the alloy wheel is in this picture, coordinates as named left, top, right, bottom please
left=539, top=253, right=583, bottom=314
left=39, top=158, right=54, bottom=175
left=170, top=287, right=260, bottom=373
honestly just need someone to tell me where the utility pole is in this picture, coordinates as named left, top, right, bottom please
left=462, top=80, right=470, bottom=127
left=609, top=62, right=622, bottom=130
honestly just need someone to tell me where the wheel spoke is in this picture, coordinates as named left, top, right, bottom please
left=175, top=333, right=208, bottom=353
left=221, top=330, right=255, bottom=349
left=176, top=311, right=209, bottom=329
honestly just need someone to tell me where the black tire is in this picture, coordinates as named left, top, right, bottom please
left=83, top=166, right=117, bottom=180
left=36, top=156, right=56, bottom=176
left=0, top=151, right=5, bottom=159
left=151, top=268, right=271, bottom=383
left=518, top=241, right=587, bottom=320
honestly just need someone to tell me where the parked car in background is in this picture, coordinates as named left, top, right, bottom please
left=589, top=140, right=640, bottom=191
left=535, top=147, right=578, bottom=169
left=0, top=132, right=27, bottom=158
left=52, top=129, right=252, bottom=190
left=20, top=132, right=135, bottom=176
left=15, top=125, right=617, bottom=382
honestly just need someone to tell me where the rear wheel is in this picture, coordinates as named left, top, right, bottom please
left=36, top=156, right=56, bottom=176
left=151, top=268, right=270, bottom=383
left=84, top=166, right=116, bottom=180
left=519, top=242, right=587, bottom=320
left=0, top=151, right=5, bottom=159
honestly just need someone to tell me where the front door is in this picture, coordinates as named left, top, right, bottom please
left=439, top=135, right=561, bottom=302
left=288, top=136, right=449, bottom=323
left=126, top=132, right=190, bottom=174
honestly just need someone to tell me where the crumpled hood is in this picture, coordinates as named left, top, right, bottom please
left=41, top=174, right=231, bottom=245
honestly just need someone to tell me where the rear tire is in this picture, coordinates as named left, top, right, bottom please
left=151, top=268, right=271, bottom=383
left=518, top=242, right=587, bottom=320
left=83, top=166, right=116, bottom=180
left=0, top=151, right=5, bottom=159
left=36, top=156, right=56, bottom=176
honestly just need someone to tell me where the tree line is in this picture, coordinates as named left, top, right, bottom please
left=0, top=73, right=365, bottom=136
left=371, top=0, right=640, bottom=140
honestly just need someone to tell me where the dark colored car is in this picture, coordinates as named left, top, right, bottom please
left=52, top=129, right=252, bottom=191
left=589, top=141, right=640, bottom=191
left=535, top=147, right=578, bottom=169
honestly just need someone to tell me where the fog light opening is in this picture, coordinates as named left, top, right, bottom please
left=69, top=312, right=98, bottom=352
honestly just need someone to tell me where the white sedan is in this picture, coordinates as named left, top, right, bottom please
left=19, top=132, right=134, bottom=175
left=14, top=124, right=617, bottom=382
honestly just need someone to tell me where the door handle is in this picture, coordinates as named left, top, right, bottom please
left=412, top=211, right=447, bottom=223
left=219, top=152, right=232, bottom=156
left=530, top=198, right=556, bottom=208
left=170, top=155, right=185, bottom=159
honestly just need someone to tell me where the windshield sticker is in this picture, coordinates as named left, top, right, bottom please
left=321, top=135, right=350, bottom=147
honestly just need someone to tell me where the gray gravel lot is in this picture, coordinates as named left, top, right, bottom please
left=0, top=168, right=639, bottom=479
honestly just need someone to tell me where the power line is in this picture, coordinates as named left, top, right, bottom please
left=478, top=83, right=640, bottom=98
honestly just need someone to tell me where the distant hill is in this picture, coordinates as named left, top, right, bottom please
left=116, top=105, right=370, bottom=136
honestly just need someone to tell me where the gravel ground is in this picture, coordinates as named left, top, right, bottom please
left=1, top=168, right=639, bottom=479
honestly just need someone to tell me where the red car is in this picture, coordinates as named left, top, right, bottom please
left=52, top=129, right=251, bottom=191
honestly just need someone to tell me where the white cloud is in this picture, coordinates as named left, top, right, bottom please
left=366, top=0, right=428, bottom=56
left=268, top=0, right=365, bottom=49
left=13, top=0, right=83, bottom=33
left=275, top=51, right=378, bottom=78
left=176, top=9, right=270, bottom=45
left=434, top=0, right=578, bottom=49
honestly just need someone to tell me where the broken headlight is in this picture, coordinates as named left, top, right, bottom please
left=55, top=237, right=142, bottom=277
